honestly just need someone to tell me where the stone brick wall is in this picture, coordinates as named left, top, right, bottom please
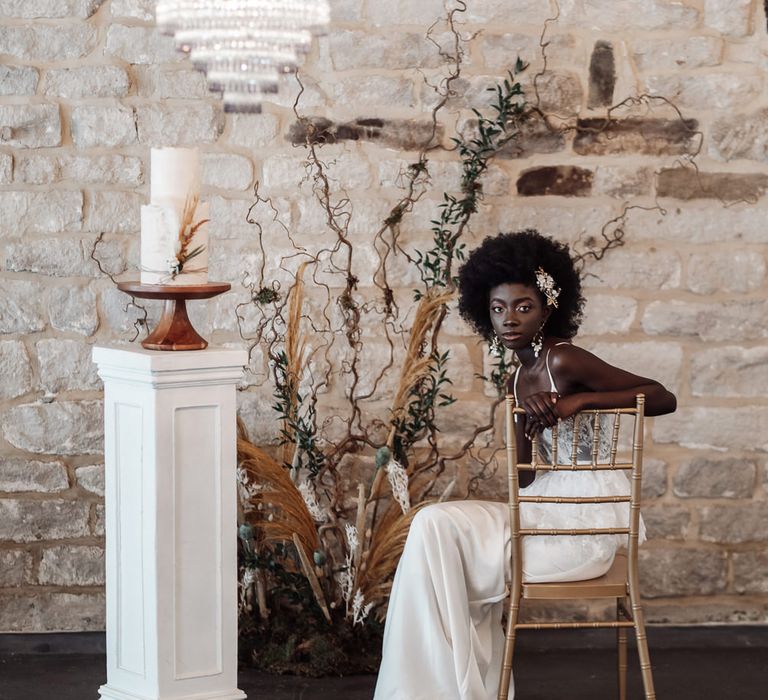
left=1, top=0, right=767, bottom=630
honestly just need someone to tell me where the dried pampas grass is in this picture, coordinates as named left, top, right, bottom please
left=237, top=435, right=319, bottom=556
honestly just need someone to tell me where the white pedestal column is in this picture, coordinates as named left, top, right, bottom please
left=93, top=346, right=248, bottom=700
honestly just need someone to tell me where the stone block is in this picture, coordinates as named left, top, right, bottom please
left=642, top=458, right=667, bottom=500
left=0, top=500, right=90, bottom=542
left=0, top=64, right=39, bottom=95
left=2, top=401, right=103, bottom=456
left=0, top=0, right=105, bottom=18
left=645, top=73, right=762, bottom=111
left=111, top=0, right=154, bottom=20
left=632, top=36, right=723, bottom=72
left=226, top=113, right=280, bottom=148
left=71, top=104, right=137, bottom=148
left=105, top=24, right=180, bottom=64
left=704, top=0, right=753, bottom=36
left=91, top=234, right=131, bottom=278
left=673, top=456, right=756, bottom=499
left=366, top=0, right=452, bottom=26
left=288, top=116, right=442, bottom=152
left=626, top=200, right=768, bottom=244
left=587, top=40, right=615, bottom=108
left=13, top=155, right=58, bottom=184
left=329, top=30, right=445, bottom=71
left=209, top=194, right=287, bottom=240
left=642, top=299, right=768, bottom=342
left=642, top=505, right=690, bottom=541
left=0, top=457, right=69, bottom=493
left=47, top=284, right=97, bottom=337
left=202, top=153, right=253, bottom=191
left=592, top=166, right=652, bottom=198
left=657, top=167, right=768, bottom=201
left=211, top=291, right=263, bottom=336
left=84, top=191, right=142, bottom=234
left=75, top=464, right=104, bottom=496
left=686, top=249, right=765, bottom=294
left=41, top=65, right=130, bottom=99
left=517, top=166, right=593, bottom=197
left=654, top=406, right=768, bottom=452
left=585, top=249, right=681, bottom=291
left=700, top=504, right=768, bottom=544
left=66, top=155, right=143, bottom=187
left=39, top=545, right=105, bottom=586
left=733, top=549, right=768, bottom=594
left=481, top=33, right=580, bottom=72
left=0, top=280, right=46, bottom=333
left=573, top=118, right=699, bottom=156
left=263, top=151, right=373, bottom=192
left=37, top=339, right=101, bottom=393
left=0, top=104, right=61, bottom=148
left=0, top=592, right=104, bottom=632
left=585, top=341, right=682, bottom=393
left=0, top=340, right=32, bottom=399
left=523, top=71, right=583, bottom=116
left=0, top=25, right=97, bottom=61
left=237, top=389, right=281, bottom=446
left=638, top=548, right=727, bottom=598
left=710, top=107, right=768, bottom=161
left=558, top=0, right=699, bottom=30
left=135, top=104, right=224, bottom=146
left=134, top=66, right=209, bottom=99
left=94, top=504, right=105, bottom=537
left=0, top=550, right=33, bottom=587
left=477, top=114, right=566, bottom=159
left=333, top=75, right=416, bottom=110
left=7, top=236, right=125, bottom=278
left=0, top=190, right=82, bottom=235
left=691, top=346, right=768, bottom=398
left=0, top=153, right=11, bottom=183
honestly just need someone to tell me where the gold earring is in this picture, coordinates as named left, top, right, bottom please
left=490, top=334, right=503, bottom=357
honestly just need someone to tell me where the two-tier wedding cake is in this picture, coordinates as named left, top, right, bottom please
left=140, top=147, right=209, bottom=285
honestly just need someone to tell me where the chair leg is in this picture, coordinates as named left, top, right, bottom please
left=617, top=599, right=627, bottom=700
left=631, top=598, right=656, bottom=699
left=497, top=595, right=520, bottom=700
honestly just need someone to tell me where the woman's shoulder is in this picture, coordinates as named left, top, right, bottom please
left=546, top=340, right=600, bottom=375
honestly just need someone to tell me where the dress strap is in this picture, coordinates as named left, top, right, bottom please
left=512, top=366, right=520, bottom=402
left=545, top=342, right=571, bottom=395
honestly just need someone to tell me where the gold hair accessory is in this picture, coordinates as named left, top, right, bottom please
left=535, top=267, right=560, bottom=308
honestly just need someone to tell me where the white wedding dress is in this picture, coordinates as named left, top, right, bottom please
left=374, top=353, right=645, bottom=700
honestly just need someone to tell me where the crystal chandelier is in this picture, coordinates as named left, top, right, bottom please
left=155, top=0, right=330, bottom=113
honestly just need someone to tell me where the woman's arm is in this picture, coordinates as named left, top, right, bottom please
left=551, top=344, right=677, bottom=418
left=521, top=344, right=677, bottom=433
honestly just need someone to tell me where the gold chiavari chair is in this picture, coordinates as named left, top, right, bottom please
left=497, top=394, right=655, bottom=700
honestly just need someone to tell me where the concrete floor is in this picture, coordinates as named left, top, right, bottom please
left=0, top=627, right=766, bottom=699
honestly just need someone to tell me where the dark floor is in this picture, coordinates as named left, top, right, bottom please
left=0, top=627, right=766, bottom=699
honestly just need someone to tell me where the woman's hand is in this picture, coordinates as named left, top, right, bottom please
left=521, top=391, right=560, bottom=440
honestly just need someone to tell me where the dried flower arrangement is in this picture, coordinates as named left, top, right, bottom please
left=233, top=7, right=527, bottom=671
left=166, top=194, right=209, bottom=279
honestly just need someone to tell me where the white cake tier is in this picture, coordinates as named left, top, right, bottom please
left=150, top=147, right=201, bottom=216
left=140, top=201, right=209, bottom=286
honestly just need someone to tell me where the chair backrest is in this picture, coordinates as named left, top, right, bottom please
left=504, top=394, right=646, bottom=587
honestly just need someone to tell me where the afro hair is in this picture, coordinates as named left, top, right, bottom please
left=457, top=229, right=585, bottom=340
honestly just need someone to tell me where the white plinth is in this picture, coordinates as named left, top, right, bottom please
left=93, top=346, right=248, bottom=700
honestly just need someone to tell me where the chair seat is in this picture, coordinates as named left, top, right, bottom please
left=522, top=553, right=628, bottom=600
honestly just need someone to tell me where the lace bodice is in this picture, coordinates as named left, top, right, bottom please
left=538, top=413, right=613, bottom=465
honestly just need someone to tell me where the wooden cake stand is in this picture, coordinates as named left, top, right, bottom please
left=117, top=281, right=231, bottom=351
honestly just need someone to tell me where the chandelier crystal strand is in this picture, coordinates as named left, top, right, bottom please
left=155, top=0, right=330, bottom=113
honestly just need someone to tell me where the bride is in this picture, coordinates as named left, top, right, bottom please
left=374, top=229, right=676, bottom=700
